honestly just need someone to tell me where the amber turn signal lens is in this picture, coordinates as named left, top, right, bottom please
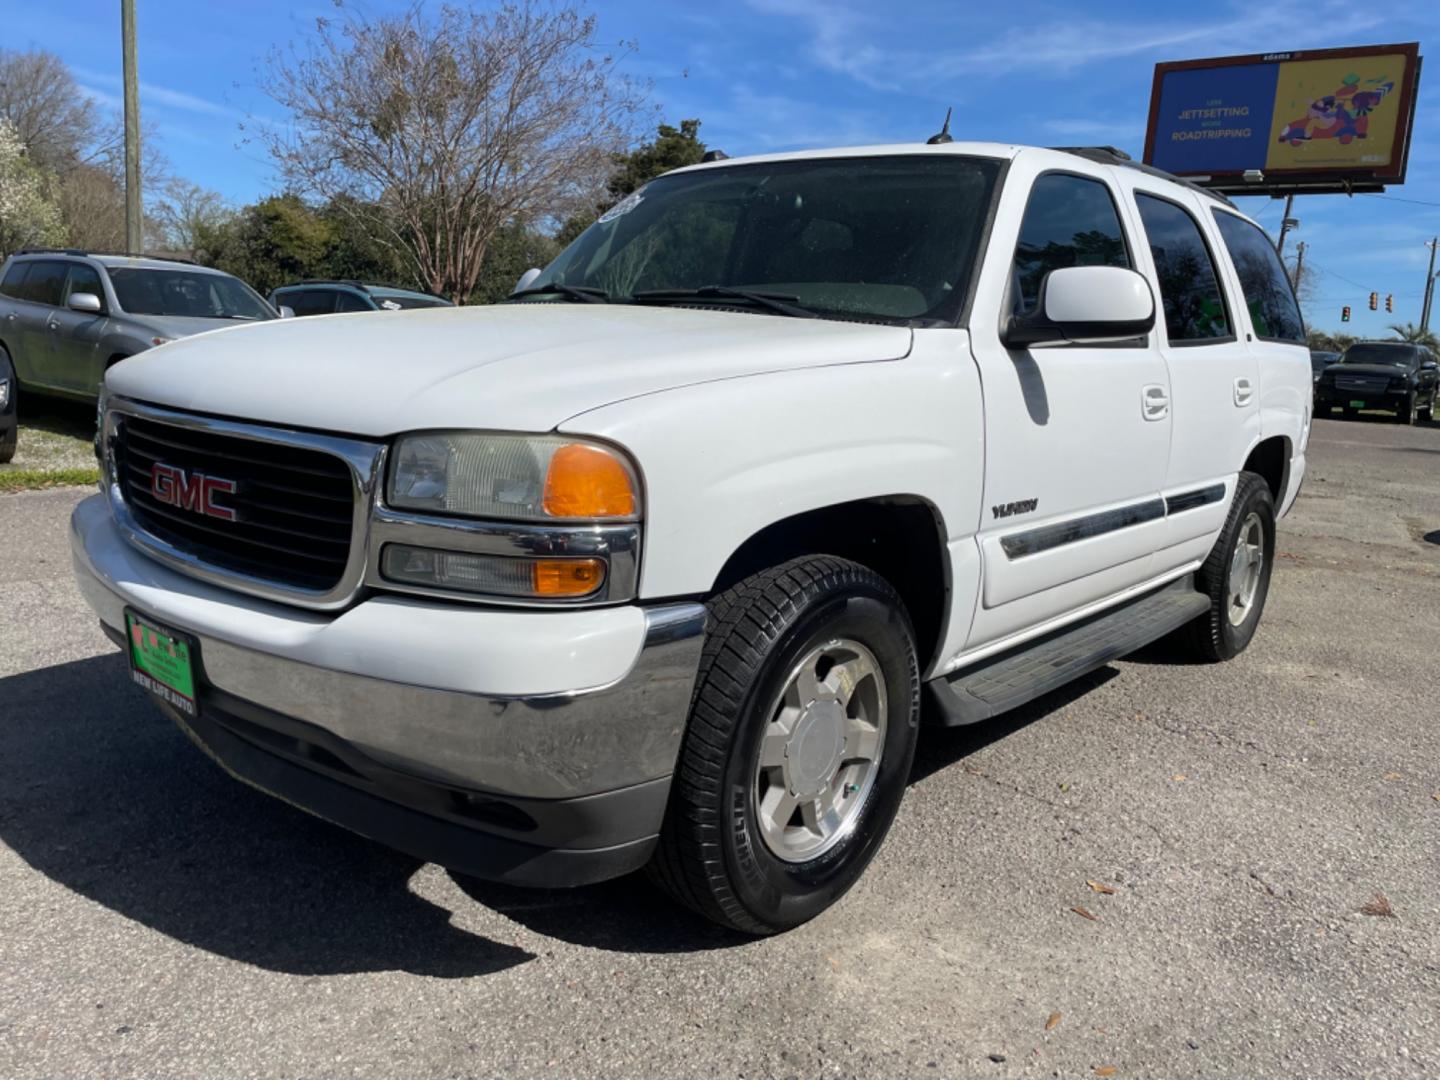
left=533, top=558, right=606, bottom=597
left=542, top=443, right=637, bottom=518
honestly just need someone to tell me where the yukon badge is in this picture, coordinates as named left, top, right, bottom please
left=992, top=498, right=1038, bottom=520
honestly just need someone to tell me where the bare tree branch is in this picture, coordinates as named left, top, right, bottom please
left=255, top=1, right=653, bottom=302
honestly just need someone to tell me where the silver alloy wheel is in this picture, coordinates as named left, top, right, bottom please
left=1227, top=511, right=1265, bottom=626
left=754, top=638, right=887, bottom=863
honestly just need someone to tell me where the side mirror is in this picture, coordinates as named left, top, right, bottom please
left=513, top=267, right=542, bottom=294
left=1004, top=266, right=1155, bottom=349
left=1422, top=359, right=1438, bottom=371
left=278, top=305, right=296, bottom=319
left=67, top=292, right=103, bottom=315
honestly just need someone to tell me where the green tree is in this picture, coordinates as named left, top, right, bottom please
left=557, top=118, right=707, bottom=246
left=470, top=223, right=561, bottom=304
left=1388, top=322, right=1440, bottom=350
left=203, top=195, right=333, bottom=295
left=1307, top=329, right=1356, bottom=353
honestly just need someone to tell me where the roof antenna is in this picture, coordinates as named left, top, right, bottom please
left=926, top=107, right=953, bottom=145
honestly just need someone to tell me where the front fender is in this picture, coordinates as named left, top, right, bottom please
left=560, top=329, right=984, bottom=601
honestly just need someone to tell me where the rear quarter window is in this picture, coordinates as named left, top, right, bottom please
left=1, top=262, right=31, bottom=298
left=1212, top=212, right=1305, bottom=344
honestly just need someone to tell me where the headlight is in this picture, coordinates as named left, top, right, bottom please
left=388, top=432, right=640, bottom=521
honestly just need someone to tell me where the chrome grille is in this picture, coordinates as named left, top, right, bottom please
left=1335, top=375, right=1387, bottom=391
left=104, top=400, right=384, bottom=609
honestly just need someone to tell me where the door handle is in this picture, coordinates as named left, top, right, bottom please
left=1233, top=377, right=1254, bottom=407
left=1142, top=383, right=1169, bottom=421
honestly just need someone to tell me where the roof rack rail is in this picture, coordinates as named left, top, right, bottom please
left=15, top=247, right=203, bottom=266
left=1049, top=147, right=1237, bottom=209
left=281, top=278, right=369, bottom=290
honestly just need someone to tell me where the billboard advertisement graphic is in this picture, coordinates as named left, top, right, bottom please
left=1145, top=44, right=1420, bottom=191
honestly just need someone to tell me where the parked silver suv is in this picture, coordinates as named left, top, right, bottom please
left=0, top=249, right=277, bottom=405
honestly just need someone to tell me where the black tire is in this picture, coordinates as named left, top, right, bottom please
left=0, top=351, right=16, bottom=464
left=1183, top=472, right=1276, bottom=662
left=648, top=556, right=921, bottom=934
left=1418, top=392, right=1434, bottom=423
left=1396, top=392, right=1417, bottom=425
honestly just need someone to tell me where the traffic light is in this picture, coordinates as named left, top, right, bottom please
left=1342, top=306, right=1351, bottom=322
left=1369, top=291, right=1378, bottom=310
left=1385, top=294, right=1394, bottom=312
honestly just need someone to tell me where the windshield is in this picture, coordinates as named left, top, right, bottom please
left=528, top=154, right=1002, bottom=325
left=108, top=268, right=275, bottom=320
left=1339, top=344, right=1416, bottom=368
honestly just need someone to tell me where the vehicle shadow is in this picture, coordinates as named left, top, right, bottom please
left=0, top=652, right=534, bottom=977
left=4, top=650, right=1117, bottom=962
left=908, top=667, right=1118, bottom=785
left=15, top=394, right=95, bottom=439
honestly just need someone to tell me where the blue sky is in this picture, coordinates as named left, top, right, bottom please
left=4, top=0, right=1439, bottom=335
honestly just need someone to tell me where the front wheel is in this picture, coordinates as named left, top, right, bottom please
left=648, top=556, right=920, bottom=934
left=1183, top=472, right=1276, bottom=661
left=1397, top=393, right=1418, bottom=425
left=0, top=351, right=17, bottom=464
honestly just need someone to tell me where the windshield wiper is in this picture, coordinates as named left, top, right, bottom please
left=508, top=283, right=610, bottom=304
left=632, top=286, right=817, bottom=319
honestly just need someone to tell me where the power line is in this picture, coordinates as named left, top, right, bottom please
left=1358, top=192, right=1440, bottom=209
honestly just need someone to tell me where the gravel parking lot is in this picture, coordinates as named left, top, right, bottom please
left=2, top=415, right=1437, bottom=1079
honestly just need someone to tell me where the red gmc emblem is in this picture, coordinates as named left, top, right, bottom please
left=151, top=463, right=238, bottom=521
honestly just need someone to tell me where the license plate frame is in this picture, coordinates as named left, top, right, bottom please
left=124, top=609, right=200, bottom=718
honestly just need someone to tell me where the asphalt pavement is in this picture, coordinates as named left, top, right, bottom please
left=2, top=414, right=1437, bottom=1079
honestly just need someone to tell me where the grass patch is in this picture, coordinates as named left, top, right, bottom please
left=1, top=394, right=100, bottom=490
left=0, top=466, right=100, bottom=493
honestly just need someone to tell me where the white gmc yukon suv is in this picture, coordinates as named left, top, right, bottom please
left=72, top=143, right=1310, bottom=934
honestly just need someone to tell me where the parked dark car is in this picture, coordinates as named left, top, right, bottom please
left=268, top=280, right=453, bottom=316
left=1309, top=349, right=1340, bottom=383
left=1314, top=341, right=1439, bottom=424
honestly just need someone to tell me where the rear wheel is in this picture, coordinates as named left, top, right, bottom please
left=1183, top=472, right=1276, bottom=662
left=649, top=556, right=920, bottom=934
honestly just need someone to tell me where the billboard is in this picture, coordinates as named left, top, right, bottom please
left=1143, top=44, right=1421, bottom=194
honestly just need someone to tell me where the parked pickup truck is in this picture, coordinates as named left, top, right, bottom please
left=72, top=142, right=1310, bottom=934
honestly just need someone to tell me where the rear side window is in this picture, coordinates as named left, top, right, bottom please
left=1212, top=212, right=1305, bottom=343
left=1012, top=173, right=1131, bottom=315
left=333, top=290, right=372, bottom=313
left=19, top=261, right=68, bottom=307
left=1134, top=194, right=1230, bottom=343
left=64, top=263, right=104, bottom=304
left=284, top=289, right=337, bottom=317
left=1, top=262, right=31, bottom=298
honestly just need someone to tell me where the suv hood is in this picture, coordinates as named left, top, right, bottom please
left=129, top=314, right=271, bottom=340
left=105, top=304, right=912, bottom=436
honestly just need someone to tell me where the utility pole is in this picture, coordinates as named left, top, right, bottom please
left=1275, top=192, right=1298, bottom=257
left=1291, top=241, right=1306, bottom=291
left=121, top=0, right=142, bottom=254
left=1422, top=237, right=1439, bottom=335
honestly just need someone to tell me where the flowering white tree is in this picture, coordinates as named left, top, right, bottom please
left=0, top=118, right=65, bottom=256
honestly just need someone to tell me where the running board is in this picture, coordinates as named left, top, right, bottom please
left=927, top=577, right=1210, bottom=727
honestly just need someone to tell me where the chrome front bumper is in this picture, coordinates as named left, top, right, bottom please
left=71, top=494, right=705, bottom=802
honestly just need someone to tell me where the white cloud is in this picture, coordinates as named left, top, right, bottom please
left=743, top=0, right=1389, bottom=90
left=73, top=66, right=238, bottom=119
